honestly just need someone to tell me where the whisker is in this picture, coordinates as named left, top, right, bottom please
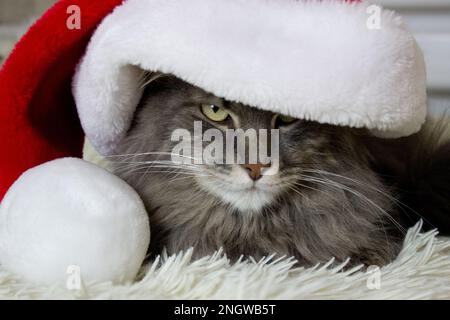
left=122, top=169, right=209, bottom=177
left=297, top=173, right=406, bottom=234
left=302, top=168, right=432, bottom=228
left=107, top=151, right=200, bottom=163
left=114, top=161, right=203, bottom=170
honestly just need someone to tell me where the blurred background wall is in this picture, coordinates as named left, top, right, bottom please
left=0, top=0, right=56, bottom=64
left=0, top=0, right=449, bottom=112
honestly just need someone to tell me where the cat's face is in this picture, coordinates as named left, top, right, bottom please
left=114, top=74, right=359, bottom=213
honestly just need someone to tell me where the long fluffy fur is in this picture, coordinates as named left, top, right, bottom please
left=367, top=118, right=450, bottom=234
left=108, top=75, right=449, bottom=268
left=109, top=75, right=409, bottom=267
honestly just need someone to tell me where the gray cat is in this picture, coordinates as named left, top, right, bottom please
left=110, top=73, right=450, bottom=267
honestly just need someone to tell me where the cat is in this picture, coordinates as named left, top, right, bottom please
left=110, top=73, right=450, bottom=267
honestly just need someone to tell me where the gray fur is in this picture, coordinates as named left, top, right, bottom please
left=110, top=74, right=409, bottom=267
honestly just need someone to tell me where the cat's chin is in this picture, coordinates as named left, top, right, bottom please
left=220, top=188, right=276, bottom=212
left=196, top=177, right=278, bottom=213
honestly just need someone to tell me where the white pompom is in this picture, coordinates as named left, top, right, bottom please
left=0, top=158, right=150, bottom=286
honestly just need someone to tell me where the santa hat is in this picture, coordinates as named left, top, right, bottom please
left=0, top=0, right=427, bottom=199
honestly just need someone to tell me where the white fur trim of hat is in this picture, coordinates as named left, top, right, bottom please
left=73, top=0, right=427, bottom=155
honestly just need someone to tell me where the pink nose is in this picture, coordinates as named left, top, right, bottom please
left=241, top=163, right=271, bottom=181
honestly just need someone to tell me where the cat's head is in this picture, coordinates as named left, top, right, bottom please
left=112, top=73, right=367, bottom=213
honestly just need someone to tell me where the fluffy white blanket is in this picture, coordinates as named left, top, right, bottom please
left=1, top=142, right=449, bottom=300
left=0, top=222, right=449, bottom=299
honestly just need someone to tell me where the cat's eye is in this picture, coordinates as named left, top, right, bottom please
left=201, top=104, right=229, bottom=122
left=275, top=114, right=297, bottom=126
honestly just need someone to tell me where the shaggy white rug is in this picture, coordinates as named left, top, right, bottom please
left=0, top=222, right=449, bottom=299
left=0, top=141, right=449, bottom=300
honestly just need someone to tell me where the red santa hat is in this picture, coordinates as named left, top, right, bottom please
left=0, top=0, right=427, bottom=199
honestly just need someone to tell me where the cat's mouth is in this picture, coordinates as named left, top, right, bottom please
left=196, top=174, right=281, bottom=212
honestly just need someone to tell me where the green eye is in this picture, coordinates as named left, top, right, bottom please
left=277, top=114, right=297, bottom=124
left=201, top=104, right=229, bottom=122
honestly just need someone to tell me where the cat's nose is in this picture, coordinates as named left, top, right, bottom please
left=241, top=163, right=271, bottom=181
